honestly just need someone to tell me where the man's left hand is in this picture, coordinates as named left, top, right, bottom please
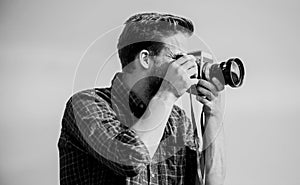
left=196, top=77, right=225, bottom=122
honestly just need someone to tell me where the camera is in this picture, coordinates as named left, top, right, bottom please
left=175, top=50, right=245, bottom=89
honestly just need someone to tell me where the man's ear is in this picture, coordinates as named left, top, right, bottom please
left=139, top=50, right=150, bottom=69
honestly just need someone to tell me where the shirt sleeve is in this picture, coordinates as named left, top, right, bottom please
left=66, top=90, right=151, bottom=177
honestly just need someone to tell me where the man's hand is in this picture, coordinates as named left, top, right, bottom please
left=196, top=78, right=226, bottom=185
left=157, top=54, right=199, bottom=102
left=196, top=77, right=225, bottom=148
left=196, top=78, right=225, bottom=121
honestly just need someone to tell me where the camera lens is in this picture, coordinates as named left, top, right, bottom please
left=230, top=62, right=240, bottom=84
left=220, top=58, right=245, bottom=87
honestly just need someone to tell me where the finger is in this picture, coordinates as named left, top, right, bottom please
left=186, top=79, right=200, bottom=92
left=175, top=54, right=195, bottom=66
left=172, top=54, right=187, bottom=65
left=189, top=79, right=199, bottom=86
left=186, top=64, right=197, bottom=78
left=212, top=77, right=225, bottom=91
left=174, top=55, right=197, bottom=78
left=196, top=95, right=210, bottom=105
left=197, top=79, right=218, bottom=96
left=183, top=59, right=197, bottom=70
left=180, top=56, right=197, bottom=78
left=196, top=86, right=214, bottom=101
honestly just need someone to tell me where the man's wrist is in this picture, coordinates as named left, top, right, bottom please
left=203, top=115, right=224, bottom=148
left=154, top=90, right=177, bottom=106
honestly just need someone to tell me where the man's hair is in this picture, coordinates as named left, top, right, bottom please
left=117, top=12, right=194, bottom=72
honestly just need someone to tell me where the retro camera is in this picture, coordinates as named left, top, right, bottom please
left=175, top=50, right=245, bottom=89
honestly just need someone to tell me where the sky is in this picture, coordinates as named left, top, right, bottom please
left=0, top=0, right=300, bottom=185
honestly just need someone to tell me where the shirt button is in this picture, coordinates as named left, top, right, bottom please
left=139, top=103, right=144, bottom=109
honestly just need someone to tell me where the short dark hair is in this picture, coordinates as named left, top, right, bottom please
left=117, top=12, right=194, bottom=72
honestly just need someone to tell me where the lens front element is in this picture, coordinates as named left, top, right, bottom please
left=227, top=58, right=245, bottom=87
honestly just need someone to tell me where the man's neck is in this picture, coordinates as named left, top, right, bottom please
left=123, top=72, right=155, bottom=104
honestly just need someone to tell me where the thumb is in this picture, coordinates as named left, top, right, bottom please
left=189, top=78, right=199, bottom=86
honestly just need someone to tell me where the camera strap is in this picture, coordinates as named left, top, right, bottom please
left=189, top=92, right=206, bottom=185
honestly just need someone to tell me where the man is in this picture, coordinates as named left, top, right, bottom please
left=58, top=12, right=225, bottom=185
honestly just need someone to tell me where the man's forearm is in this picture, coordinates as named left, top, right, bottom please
left=131, top=91, right=176, bottom=158
left=204, top=118, right=226, bottom=185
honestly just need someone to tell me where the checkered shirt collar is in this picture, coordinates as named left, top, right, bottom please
left=111, top=72, right=147, bottom=118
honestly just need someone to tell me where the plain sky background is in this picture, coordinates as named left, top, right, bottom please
left=1, top=0, right=300, bottom=185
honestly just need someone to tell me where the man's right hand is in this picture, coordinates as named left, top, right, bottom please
left=157, top=54, right=199, bottom=101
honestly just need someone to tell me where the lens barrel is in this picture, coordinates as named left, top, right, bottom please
left=219, top=58, right=245, bottom=87
left=175, top=52, right=245, bottom=89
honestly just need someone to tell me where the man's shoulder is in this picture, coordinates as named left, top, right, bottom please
left=66, top=87, right=112, bottom=107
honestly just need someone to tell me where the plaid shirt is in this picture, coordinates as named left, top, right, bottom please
left=58, top=73, right=200, bottom=185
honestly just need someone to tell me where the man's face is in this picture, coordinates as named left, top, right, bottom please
left=150, top=32, right=189, bottom=78
left=139, top=32, right=189, bottom=99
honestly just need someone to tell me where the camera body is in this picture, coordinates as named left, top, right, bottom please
left=176, top=50, right=245, bottom=88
